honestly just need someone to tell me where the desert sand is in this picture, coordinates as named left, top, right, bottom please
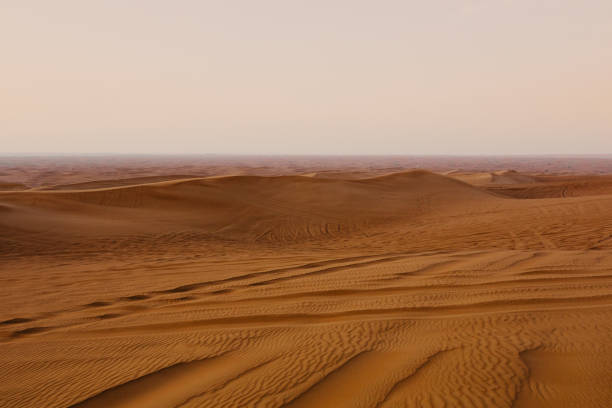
left=1, top=157, right=612, bottom=407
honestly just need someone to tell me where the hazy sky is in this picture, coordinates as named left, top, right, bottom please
left=2, top=1, right=611, bottom=155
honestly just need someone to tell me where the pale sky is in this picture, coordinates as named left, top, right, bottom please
left=2, top=1, right=611, bottom=155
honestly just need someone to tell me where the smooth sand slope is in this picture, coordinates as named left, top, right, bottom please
left=1, top=169, right=612, bottom=407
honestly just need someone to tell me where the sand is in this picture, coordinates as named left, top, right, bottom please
left=1, top=160, right=612, bottom=407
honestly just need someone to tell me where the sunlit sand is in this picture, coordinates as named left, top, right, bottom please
left=2, top=157, right=612, bottom=407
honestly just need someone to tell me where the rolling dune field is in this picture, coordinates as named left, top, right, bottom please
left=1, top=164, right=612, bottom=407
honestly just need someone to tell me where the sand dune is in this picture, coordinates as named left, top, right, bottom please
left=490, top=170, right=537, bottom=185
left=448, top=170, right=612, bottom=198
left=0, top=171, right=497, bottom=255
left=1, top=167, right=612, bottom=407
left=36, top=175, right=198, bottom=191
left=487, top=174, right=612, bottom=199
left=0, top=182, right=28, bottom=191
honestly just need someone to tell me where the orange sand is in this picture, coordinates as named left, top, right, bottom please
left=1, top=164, right=612, bottom=407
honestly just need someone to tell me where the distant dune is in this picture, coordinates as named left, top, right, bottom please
left=37, top=175, right=198, bottom=191
left=0, top=182, right=28, bottom=191
left=0, top=170, right=496, bottom=250
left=448, top=169, right=536, bottom=185
left=488, top=174, right=612, bottom=198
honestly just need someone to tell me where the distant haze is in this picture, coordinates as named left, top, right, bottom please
left=2, top=1, right=611, bottom=155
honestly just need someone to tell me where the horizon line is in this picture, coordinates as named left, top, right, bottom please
left=2, top=153, right=612, bottom=158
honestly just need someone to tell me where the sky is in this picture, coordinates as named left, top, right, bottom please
left=1, top=1, right=611, bottom=155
